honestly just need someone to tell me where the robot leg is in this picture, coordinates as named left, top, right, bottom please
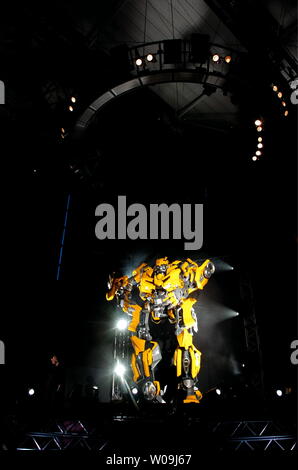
left=173, top=329, right=202, bottom=404
left=129, top=306, right=164, bottom=402
left=130, top=335, right=164, bottom=402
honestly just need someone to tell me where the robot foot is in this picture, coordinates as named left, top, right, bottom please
left=183, top=390, right=202, bottom=404
left=142, top=380, right=166, bottom=403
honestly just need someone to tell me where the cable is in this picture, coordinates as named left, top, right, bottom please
left=56, top=193, right=71, bottom=280
left=169, top=0, right=175, bottom=40
left=143, top=0, right=148, bottom=45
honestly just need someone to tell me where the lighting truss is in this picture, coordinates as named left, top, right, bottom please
left=210, top=420, right=297, bottom=452
left=16, top=420, right=109, bottom=452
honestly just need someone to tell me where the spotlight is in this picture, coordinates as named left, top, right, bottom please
left=256, top=150, right=261, bottom=156
left=114, top=362, right=126, bottom=377
left=93, top=386, right=99, bottom=390
left=146, top=53, right=154, bottom=62
left=258, top=137, right=263, bottom=142
left=254, top=119, right=262, bottom=126
left=70, top=97, right=76, bottom=103
left=224, top=55, right=232, bottom=64
left=28, top=388, right=35, bottom=396
left=277, top=92, right=282, bottom=98
left=272, top=85, right=278, bottom=92
left=132, top=387, right=138, bottom=395
left=276, top=389, right=283, bottom=397
left=281, top=101, right=286, bottom=107
left=215, top=388, right=221, bottom=395
left=116, top=318, right=128, bottom=331
left=68, top=105, right=74, bottom=112
left=235, top=312, right=239, bottom=316
left=212, top=54, right=220, bottom=63
left=61, top=128, right=65, bottom=134
left=252, top=156, right=258, bottom=161
left=257, top=126, right=262, bottom=132
left=284, top=110, right=289, bottom=116
left=257, top=143, right=263, bottom=148
left=242, top=363, right=245, bottom=368
left=135, top=58, right=143, bottom=67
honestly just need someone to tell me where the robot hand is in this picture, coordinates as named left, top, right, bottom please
left=106, top=273, right=129, bottom=304
left=203, top=261, right=215, bottom=279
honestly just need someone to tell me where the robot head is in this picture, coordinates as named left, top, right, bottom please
left=154, top=257, right=169, bottom=276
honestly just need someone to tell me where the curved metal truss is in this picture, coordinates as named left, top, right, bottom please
left=72, top=38, right=243, bottom=140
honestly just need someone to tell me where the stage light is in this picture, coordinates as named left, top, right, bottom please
left=284, top=110, right=289, bottom=116
left=277, top=92, right=282, bottom=98
left=281, top=101, right=286, bottom=107
left=135, top=58, right=143, bottom=66
left=272, top=85, right=278, bottom=92
left=114, top=362, right=126, bottom=377
left=257, top=126, right=262, bottom=132
left=71, top=97, right=76, bottom=103
left=257, top=143, right=263, bottom=149
left=212, top=54, right=220, bottom=63
left=61, top=128, right=65, bottom=134
left=68, top=105, right=74, bottom=112
left=276, top=389, right=283, bottom=397
left=254, top=119, right=262, bottom=126
left=93, top=386, right=99, bottom=390
left=258, top=137, right=262, bottom=142
left=256, top=150, right=261, bottom=156
left=146, top=53, right=154, bottom=62
left=252, top=156, right=258, bottom=161
left=28, top=388, right=35, bottom=396
left=224, top=55, right=232, bottom=64
left=235, top=312, right=239, bottom=316
left=132, top=387, right=138, bottom=395
left=216, top=388, right=221, bottom=395
left=116, top=318, right=128, bottom=330
left=242, top=363, right=245, bottom=368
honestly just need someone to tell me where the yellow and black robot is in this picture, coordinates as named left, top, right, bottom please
left=107, top=257, right=215, bottom=404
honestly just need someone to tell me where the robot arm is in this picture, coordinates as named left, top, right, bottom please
left=180, top=258, right=215, bottom=293
left=107, top=267, right=163, bottom=402
left=173, top=258, right=215, bottom=403
left=194, top=259, right=215, bottom=289
left=106, top=273, right=143, bottom=331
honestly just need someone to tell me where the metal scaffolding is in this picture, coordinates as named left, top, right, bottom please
left=111, top=327, right=131, bottom=401
left=17, top=420, right=109, bottom=452
left=239, top=272, right=265, bottom=396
